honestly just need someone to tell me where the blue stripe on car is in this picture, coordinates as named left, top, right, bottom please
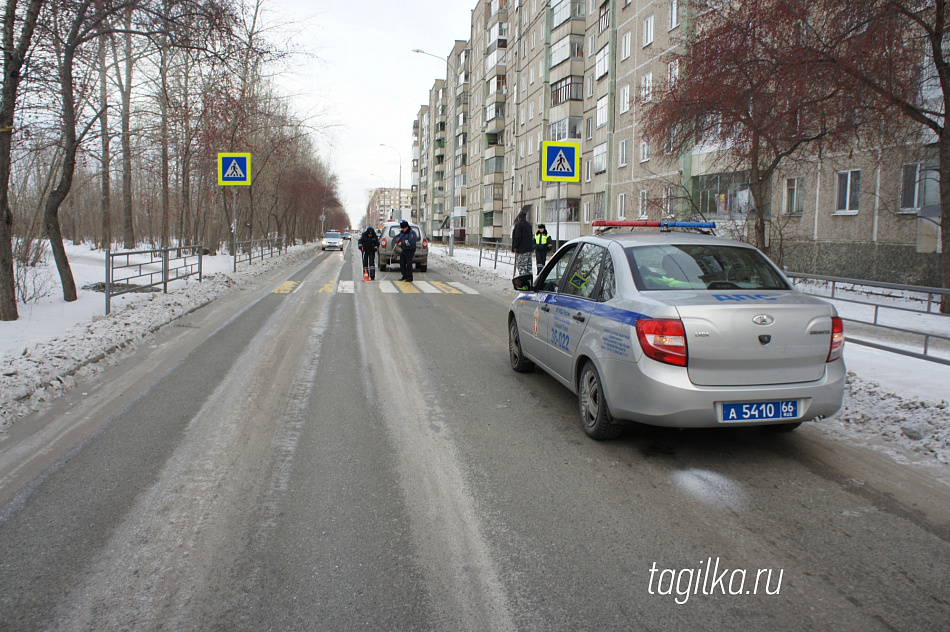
left=516, top=292, right=647, bottom=326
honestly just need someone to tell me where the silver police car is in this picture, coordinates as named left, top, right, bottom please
left=507, top=225, right=845, bottom=440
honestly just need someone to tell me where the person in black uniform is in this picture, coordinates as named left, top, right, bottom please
left=394, top=220, right=417, bottom=283
left=358, top=226, right=379, bottom=280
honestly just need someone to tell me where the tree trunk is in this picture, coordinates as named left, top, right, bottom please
left=119, top=5, right=133, bottom=248
left=0, top=0, right=46, bottom=320
left=98, top=26, right=111, bottom=249
left=939, top=134, right=950, bottom=313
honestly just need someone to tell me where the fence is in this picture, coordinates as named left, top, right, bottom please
left=105, top=244, right=203, bottom=315
left=233, top=237, right=285, bottom=271
left=787, top=273, right=950, bottom=366
left=478, top=239, right=515, bottom=269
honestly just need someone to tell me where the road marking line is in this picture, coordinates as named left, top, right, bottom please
left=394, top=281, right=420, bottom=293
left=413, top=281, right=440, bottom=293
left=319, top=281, right=335, bottom=293
left=292, top=281, right=305, bottom=294
left=379, top=281, right=398, bottom=293
left=272, top=281, right=298, bottom=294
left=430, top=281, right=464, bottom=294
left=448, top=282, right=479, bottom=294
left=338, top=281, right=354, bottom=293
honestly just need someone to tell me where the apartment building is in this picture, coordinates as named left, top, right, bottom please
left=410, top=0, right=942, bottom=285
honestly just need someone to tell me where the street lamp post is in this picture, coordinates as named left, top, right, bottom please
left=379, top=144, right=402, bottom=222
left=413, top=48, right=457, bottom=257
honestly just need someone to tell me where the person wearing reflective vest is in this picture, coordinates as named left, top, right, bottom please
left=534, top=224, right=553, bottom=273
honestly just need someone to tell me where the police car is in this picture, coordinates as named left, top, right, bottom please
left=507, top=221, right=845, bottom=440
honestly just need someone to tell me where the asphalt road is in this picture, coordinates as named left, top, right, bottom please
left=0, top=244, right=948, bottom=631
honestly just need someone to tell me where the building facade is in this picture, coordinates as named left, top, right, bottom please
left=408, top=0, right=942, bottom=285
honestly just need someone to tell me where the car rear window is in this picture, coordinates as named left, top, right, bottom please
left=326, top=231, right=341, bottom=238
left=626, top=244, right=789, bottom=291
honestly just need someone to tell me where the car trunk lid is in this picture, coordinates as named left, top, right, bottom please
left=672, top=292, right=835, bottom=386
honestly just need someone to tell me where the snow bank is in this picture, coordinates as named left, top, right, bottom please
left=1, top=244, right=320, bottom=431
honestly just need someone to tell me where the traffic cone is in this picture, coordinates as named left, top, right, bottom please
left=363, top=268, right=370, bottom=281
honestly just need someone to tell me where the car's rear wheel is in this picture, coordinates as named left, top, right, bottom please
left=418, top=264, right=427, bottom=272
left=509, top=318, right=534, bottom=373
left=578, top=361, right=622, bottom=440
left=379, top=261, right=387, bottom=271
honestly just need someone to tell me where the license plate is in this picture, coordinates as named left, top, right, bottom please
left=721, top=400, right=798, bottom=422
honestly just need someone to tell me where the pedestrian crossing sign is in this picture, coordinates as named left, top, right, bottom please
left=541, top=141, right=580, bottom=183
left=218, top=153, right=252, bottom=186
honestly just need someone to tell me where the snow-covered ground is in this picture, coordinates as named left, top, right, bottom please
left=1, top=240, right=948, bottom=471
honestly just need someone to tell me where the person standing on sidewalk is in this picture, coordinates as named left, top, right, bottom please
left=533, top=224, right=553, bottom=273
left=511, top=211, right=534, bottom=290
left=394, top=220, right=417, bottom=283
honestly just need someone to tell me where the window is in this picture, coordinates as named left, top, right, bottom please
left=619, top=193, right=627, bottom=218
left=596, top=95, right=609, bottom=128
left=622, top=32, right=631, bottom=59
left=600, top=256, right=616, bottom=301
left=550, top=34, right=584, bottom=68
left=668, top=60, right=679, bottom=91
left=643, top=14, right=654, bottom=46
left=587, top=74, right=595, bottom=97
left=640, top=139, right=651, bottom=162
left=620, top=84, right=630, bottom=113
left=563, top=243, right=606, bottom=299
left=529, top=102, right=534, bottom=120
left=640, top=72, right=653, bottom=102
left=785, top=177, right=804, bottom=215
left=585, top=160, right=592, bottom=182
left=836, top=170, right=860, bottom=212
left=663, top=185, right=675, bottom=217
left=551, top=76, right=583, bottom=105
left=639, top=190, right=649, bottom=218
left=485, top=156, right=505, bottom=174
left=538, top=242, right=580, bottom=293
left=586, top=117, right=593, bottom=139
left=599, top=2, right=610, bottom=33
left=548, top=116, right=583, bottom=141
left=619, top=139, right=628, bottom=166
left=583, top=201, right=591, bottom=223
left=596, top=44, right=610, bottom=78
left=900, top=163, right=939, bottom=211
left=593, top=143, right=607, bottom=173
left=669, top=0, right=680, bottom=29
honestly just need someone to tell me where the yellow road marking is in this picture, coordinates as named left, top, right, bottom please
left=273, top=281, right=298, bottom=294
left=319, top=281, right=336, bottom=293
left=393, top=281, right=420, bottom=293
left=430, top=281, right=463, bottom=294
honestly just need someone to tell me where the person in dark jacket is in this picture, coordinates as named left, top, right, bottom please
left=358, top=226, right=379, bottom=280
left=511, top=211, right=534, bottom=290
left=533, top=224, right=553, bottom=273
left=394, top=220, right=417, bottom=283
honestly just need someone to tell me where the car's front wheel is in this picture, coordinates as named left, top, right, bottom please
left=509, top=318, right=534, bottom=373
left=578, top=361, right=622, bottom=440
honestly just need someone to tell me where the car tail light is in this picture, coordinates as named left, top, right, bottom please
left=636, top=319, right=687, bottom=367
left=422, top=238, right=428, bottom=249
left=381, top=237, right=387, bottom=249
left=827, top=316, right=845, bottom=362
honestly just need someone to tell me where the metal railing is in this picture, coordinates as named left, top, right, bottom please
left=105, top=244, right=203, bottom=315
left=787, top=272, right=950, bottom=365
left=233, top=237, right=285, bottom=271
left=478, top=238, right=515, bottom=269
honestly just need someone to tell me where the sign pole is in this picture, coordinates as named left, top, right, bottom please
left=556, top=181, right=561, bottom=249
left=232, top=188, right=237, bottom=272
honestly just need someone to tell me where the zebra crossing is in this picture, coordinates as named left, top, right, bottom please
left=314, top=280, right=479, bottom=294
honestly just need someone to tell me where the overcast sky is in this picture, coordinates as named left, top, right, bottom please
left=266, top=0, right=474, bottom=227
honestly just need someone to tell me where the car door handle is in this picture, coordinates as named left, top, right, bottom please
left=540, top=305, right=550, bottom=312
left=572, top=312, right=586, bottom=323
